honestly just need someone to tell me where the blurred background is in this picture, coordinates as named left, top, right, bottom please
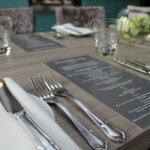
left=0, top=0, right=149, bottom=33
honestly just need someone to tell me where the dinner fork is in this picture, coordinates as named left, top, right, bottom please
left=31, top=76, right=107, bottom=150
left=41, top=71, right=126, bottom=143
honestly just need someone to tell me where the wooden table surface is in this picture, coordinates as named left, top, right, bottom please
left=0, top=32, right=150, bottom=150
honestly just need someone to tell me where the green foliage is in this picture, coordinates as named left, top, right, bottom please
left=118, top=14, right=150, bottom=39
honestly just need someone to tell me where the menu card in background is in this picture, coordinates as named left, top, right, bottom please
left=46, top=55, right=150, bottom=128
left=12, top=34, right=65, bottom=52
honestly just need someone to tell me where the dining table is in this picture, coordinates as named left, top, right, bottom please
left=0, top=32, right=150, bottom=150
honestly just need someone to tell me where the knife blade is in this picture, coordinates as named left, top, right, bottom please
left=0, top=79, right=56, bottom=150
left=3, top=77, right=81, bottom=150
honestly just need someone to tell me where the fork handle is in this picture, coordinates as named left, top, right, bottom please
left=52, top=101, right=107, bottom=150
left=62, top=93, right=126, bottom=143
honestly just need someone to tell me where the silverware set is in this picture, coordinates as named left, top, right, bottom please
left=31, top=74, right=107, bottom=150
left=31, top=71, right=126, bottom=150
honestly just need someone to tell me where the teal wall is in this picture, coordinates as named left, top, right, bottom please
left=0, top=0, right=29, bottom=8
left=0, top=0, right=140, bottom=32
left=81, top=0, right=140, bottom=18
left=0, top=0, right=55, bottom=32
left=35, top=13, right=56, bottom=32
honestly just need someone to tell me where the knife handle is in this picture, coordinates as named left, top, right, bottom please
left=16, top=111, right=56, bottom=150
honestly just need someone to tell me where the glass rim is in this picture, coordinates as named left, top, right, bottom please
left=95, top=18, right=119, bottom=22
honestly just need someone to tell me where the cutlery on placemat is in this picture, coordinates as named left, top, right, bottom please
left=31, top=76, right=107, bottom=150
left=125, top=56, right=150, bottom=73
left=1, top=78, right=81, bottom=150
left=114, top=57, right=150, bottom=74
left=0, top=79, right=58, bottom=150
left=34, top=72, right=126, bottom=143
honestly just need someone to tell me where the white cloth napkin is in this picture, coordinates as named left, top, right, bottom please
left=52, top=23, right=95, bottom=36
left=0, top=77, right=81, bottom=150
left=0, top=96, right=40, bottom=150
left=0, top=93, right=56, bottom=150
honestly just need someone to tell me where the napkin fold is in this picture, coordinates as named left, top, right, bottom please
left=0, top=102, right=36, bottom=150
left=52, top=23, right=95, bottom=36
left=1, top=77, right=81, bottom=150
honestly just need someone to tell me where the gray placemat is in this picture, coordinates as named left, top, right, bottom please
left=11, top=33, right=65, bottom=52
left=46, top=55, right=150, bottom=129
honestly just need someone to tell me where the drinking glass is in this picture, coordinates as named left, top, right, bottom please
left=93, top=18, right=122, bottom=57
left=0, top=17, right=12, bottom=56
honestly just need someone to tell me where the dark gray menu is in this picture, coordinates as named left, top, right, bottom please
left=12, top=34, right=65, bottom=52
left=46, top=55, right=150, bottom=128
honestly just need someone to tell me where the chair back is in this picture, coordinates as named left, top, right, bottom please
left=0, top=7, right=34, bottom=34
left=55, top=6, right=105, bottom=28
left=127, top=5, right=150, bottom=12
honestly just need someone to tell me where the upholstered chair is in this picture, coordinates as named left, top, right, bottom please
left=0, top=7, right=34, bottom=34
left=127, top=5, right=150, bottom=12
left=55, top=6, right=105, bottom=28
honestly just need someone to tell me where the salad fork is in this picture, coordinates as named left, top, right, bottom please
left=31, top=75, right=107, bottom=150
left=41, top=71, right=126, bottom=143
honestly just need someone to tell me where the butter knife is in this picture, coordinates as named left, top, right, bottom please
left=0, top=79, right=56, bottom=150
left=3, top=77, right=81, bottom=150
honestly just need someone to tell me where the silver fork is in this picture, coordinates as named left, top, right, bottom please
left=42, top=71, right=126, bottom=143
left=31, top=75, right=107, bottom=150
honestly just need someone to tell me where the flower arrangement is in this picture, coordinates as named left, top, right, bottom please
left=117, top=12, right=150, bottom=41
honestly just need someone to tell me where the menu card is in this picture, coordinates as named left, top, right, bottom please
left=12, top=34, right=65, bottom=52
left=46, top=55, right=150, bottom=128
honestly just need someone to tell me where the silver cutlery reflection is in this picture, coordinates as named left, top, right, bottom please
left=40, top=71, right=126, bottom=143
left=114, top=57, right=150, bottom=74
left=17, top=111, right=56, bottom=150
left=4, top=77, right=81, bottom=150
left=0, top=79, right=58, bottom=150
left=31, top=76, right=107, bottom=150
left=125, top=56, right=150, bottom=73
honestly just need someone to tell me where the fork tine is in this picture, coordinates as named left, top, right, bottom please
left=38, top=74, right=49, bottom=92
left=47, top=71, right=63, bottom=88
left=31, top=75, right=49, bottom=98
left=46, top=72, right=58, bottom=89
left=31, top=76, right=42, bottom=97
left=40, top=73, right=55, bottom=91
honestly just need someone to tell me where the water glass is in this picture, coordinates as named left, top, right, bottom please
left=94, top=18, right=121, bottom=56
left=0, top=17, right=12, bottom=56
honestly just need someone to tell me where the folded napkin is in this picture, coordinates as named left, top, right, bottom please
left=0, top=77, right=81, bottom=150
left=52, top=23, right=95, bottom=36
left=0, top=102, right=37, bottom=150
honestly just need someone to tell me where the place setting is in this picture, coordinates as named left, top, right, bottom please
left=0, top=77, right=81, bottom=150
left=0, top=2, right=150, bottom=150
left=0, top=70, right=127, bottom=150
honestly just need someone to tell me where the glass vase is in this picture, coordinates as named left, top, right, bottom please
left=117, top=9, right=150, bottom=43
